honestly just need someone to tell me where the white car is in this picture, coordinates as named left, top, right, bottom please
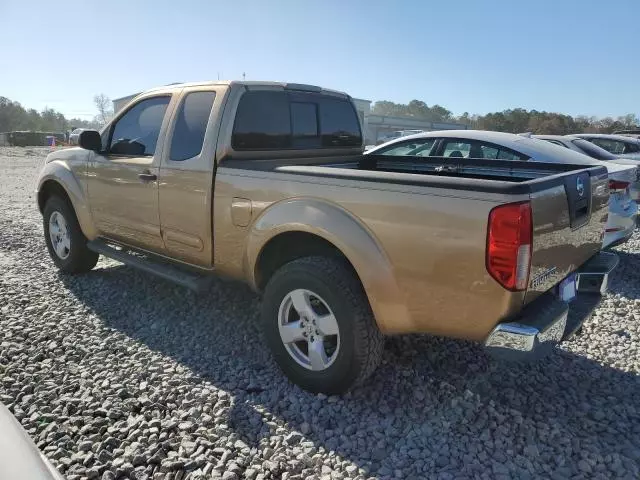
left=532, top=134, right=640, bottom=201
left=367, top=130, right=638, bottom=248
left=68, top=128, right=86, bottom=145
left=573, top=133, right=640, bottom=161
left=375, top=129, right=424, bottom=145
left=0, top=403, right=64, bottom=479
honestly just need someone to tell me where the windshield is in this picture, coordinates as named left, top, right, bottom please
left=572, top=139, right=617, bottom=160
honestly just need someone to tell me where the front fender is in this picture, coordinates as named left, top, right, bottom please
left=37, top=160, right=98, bottom=240
left=245, top=198, right=411, bottom=333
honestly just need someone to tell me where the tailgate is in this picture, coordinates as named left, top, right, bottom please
left=525, top=168, right=609, bottom=303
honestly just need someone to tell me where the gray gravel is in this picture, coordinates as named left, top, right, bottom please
left=1, top=146, right=640, bottom=480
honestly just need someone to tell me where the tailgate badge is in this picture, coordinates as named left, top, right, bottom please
left=531, top=266, right=558, bottom=289
left=576, top=177, right=584, bottom=197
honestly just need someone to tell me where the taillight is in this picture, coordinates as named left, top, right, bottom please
left=609, top=180, right=629, bottom=194
left=486, top=201, right=532, bottom=291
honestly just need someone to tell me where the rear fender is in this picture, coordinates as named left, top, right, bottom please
left=245, top=198, right=410, bottom=333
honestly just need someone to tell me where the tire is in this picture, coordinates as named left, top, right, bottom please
left=261, top=256, right=384, bottom=394
left=43, top=195, right=98, bottom=274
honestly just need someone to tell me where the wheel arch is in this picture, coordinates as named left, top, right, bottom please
left=36, top=165, right=98, bottom=240
left=247, top=198, right=411, bottom=333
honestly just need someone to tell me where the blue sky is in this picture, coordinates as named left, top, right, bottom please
left=1, top=0, right=639, bottom=120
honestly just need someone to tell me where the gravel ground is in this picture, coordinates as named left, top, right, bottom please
left=1, top=146, right=640, bottom=480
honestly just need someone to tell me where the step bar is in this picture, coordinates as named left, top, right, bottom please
left=575, top=251, right=619, bottom=295
left=87, top=239, right=212, bottom=293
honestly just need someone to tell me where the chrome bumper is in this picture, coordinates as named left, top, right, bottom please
left=485, top=251, right=618, bottom=361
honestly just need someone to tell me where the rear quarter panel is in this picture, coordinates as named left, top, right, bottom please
left=214, top=167, right=528, bottom=340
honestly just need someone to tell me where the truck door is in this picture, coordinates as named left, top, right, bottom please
left=87, top=93, right=177, bottom=253
left=158, top=87, right=224, bottom=267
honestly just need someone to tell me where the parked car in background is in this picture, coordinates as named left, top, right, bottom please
left=68, top=128, right=86, bottom=145
left=574, top=133, right=640, bottom=160
left=530, top=134, right=640, bottom=201
left=0, top=402, right=64, bottom=479
left=367, top=130, right=638, bottom=248
left=375, top=129, right=424, bottom=145
left=613, top=129, right=640, bottom=139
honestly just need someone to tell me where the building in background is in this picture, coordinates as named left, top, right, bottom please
left=113, top=87, right=467, bottom=146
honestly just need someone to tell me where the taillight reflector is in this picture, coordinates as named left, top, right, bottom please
left=609, top=180, right=629, bottom=194
left=486, top=201, right=532, bottom=291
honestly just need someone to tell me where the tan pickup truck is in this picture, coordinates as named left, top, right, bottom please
left=36, top=81, right=618, bottom=393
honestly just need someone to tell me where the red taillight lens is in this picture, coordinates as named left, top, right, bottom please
left=486, top=201, right=532, bottom=291
left=609, top=180, right=629, bottom=194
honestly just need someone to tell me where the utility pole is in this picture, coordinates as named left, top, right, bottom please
left=242, top=72, right=246, bottom=81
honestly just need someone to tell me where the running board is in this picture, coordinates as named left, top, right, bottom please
left=87, top=239, right=212, bottom=293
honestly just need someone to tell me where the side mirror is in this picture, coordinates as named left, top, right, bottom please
left=78, top=130, right=102, bottom=152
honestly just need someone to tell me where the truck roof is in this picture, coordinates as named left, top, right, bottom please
left=143, top=80, right=350, bottom=98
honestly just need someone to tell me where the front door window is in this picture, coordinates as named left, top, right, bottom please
left=108, top=96, right=171, bottom=156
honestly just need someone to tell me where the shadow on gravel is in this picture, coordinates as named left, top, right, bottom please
left=607, top=250, right=640, bottom=300
left=62, top=264, right=640, bottom=478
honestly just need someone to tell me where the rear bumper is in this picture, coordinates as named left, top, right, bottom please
left=484, top=251, right=618, bottom=361
left=603, top=201, right=637, bottom=248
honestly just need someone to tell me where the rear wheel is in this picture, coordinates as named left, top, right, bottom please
left=261, top=256, right=384, bottom=394
left=43, top=196, right=98, bottom=273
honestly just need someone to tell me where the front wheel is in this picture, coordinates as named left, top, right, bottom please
left=261, top=256, right=384, bottom=394
left=43, top=196, right=98, bottom=274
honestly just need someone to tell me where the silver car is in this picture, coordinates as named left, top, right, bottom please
left=531, top=134, right=640, bottom=201
left=573, top=133, right=640, bottom=161
left=367, top=130, right=638, bottom=249
left=68, top=128, right=86, bottom=145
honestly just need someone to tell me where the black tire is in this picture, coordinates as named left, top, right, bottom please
left=43, top=195, right=98, bottom=274
left=261, top=256, right=384, bottom=394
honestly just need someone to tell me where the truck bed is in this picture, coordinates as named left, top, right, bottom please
left=272, top=154, right=608, bottom=194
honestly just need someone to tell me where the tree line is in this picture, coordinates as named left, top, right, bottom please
left=0, top=94, right=113, bottom=134
left=372, top=101, right=639, bottom=134
left=1, top=94, right=637, bottom=136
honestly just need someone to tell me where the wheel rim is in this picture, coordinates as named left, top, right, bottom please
left=49, top=211, right=71, bottom=260
left=278, top=289, right=340, bottom=371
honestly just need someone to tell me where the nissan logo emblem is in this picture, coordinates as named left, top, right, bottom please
left=576, top=177, right=584, bottom=197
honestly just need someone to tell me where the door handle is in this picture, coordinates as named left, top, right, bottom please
left=138, top=171, right=157, bottom=183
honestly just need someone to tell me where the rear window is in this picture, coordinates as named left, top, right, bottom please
left=590, top=138, right=625, bottom=155
left=571, top=139, right=617, bottom=160
left=232, top=91, right=361, bottom=150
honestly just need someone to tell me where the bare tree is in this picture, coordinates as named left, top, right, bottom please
left=93, top=94, right=113, bottom=126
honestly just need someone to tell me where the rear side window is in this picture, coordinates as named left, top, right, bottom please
left=497, top=149, right=526, bottom=161
left=442, top=141, right=471, bottom=158
left=623, top=141, right=640, bottom=154
left=170, top=91, right=216, bottom=161
left=591, top=138, right=625, bottom=155
left=377, top=138, right=435, bottom=156
left=232, top=91, right=362, bottom=150
left=479, top=145, right=500, bottom=158
left=441, top=139, right=528, bottom=160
